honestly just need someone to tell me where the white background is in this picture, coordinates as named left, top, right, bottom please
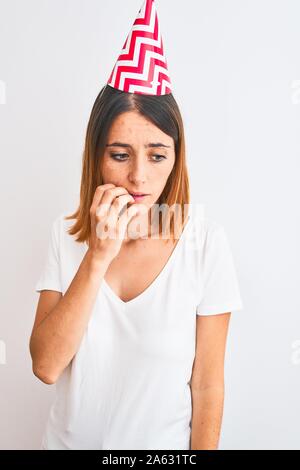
left=0, top=0, right=299, bottom=449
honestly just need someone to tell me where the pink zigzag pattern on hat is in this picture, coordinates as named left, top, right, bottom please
left=107, top=0, right=172, bottom=95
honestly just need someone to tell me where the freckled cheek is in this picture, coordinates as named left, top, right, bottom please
left=155, top=163, right=173, bottom=181
left=102, top=160, right=125, bottom=178
left=104, top=158, right=117, bottom=169
left=148, top=167, right=171, bottom=195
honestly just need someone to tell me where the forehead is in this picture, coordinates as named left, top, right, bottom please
left=107, top=111, right=174, bottom=147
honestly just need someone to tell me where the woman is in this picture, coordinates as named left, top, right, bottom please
left=30, top=84, right=243, bottom=451
left=29, top=0, right=243, bottom=451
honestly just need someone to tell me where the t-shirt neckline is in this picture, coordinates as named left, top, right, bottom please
left=101, top=214, right=192, bottom=308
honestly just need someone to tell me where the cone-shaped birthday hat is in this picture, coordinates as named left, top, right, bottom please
left=107, top=0, right=172, bottom=95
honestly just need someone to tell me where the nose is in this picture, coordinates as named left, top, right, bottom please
left=128, top=155, right=147, bottom=185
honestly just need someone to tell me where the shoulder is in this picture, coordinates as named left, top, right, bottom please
left=52, top=212, right=88, bottom=261
left=50, top=212, right=66, bottom=236
left=189, top=210, right=225, bottom=246
left=50, top=212, right=76, bottom=247
left=52, top=212, right=76, bottom=232
left=188, top=213, right=236, bottom=272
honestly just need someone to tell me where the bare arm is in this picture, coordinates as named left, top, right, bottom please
left=29, top=250, right=111, bottom=384
left=190, top=312, right=231, bottom=450
left=30, top=183, right=138, bottom=385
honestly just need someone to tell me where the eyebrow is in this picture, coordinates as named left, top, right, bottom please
left=105, top=142, right=171, bottom=149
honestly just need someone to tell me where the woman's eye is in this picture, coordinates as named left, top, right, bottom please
left=152, top=155, right=166, bottom=162
left=110, top=153, right=128, bottom=161
left=110, top=153, right=166, bottom=163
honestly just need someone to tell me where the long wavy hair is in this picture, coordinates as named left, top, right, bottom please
left=65, top=84, right=190, bottom=244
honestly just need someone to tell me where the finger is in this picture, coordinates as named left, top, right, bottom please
left=100, top=186, right=133, bottom=209
left=101, top=194, right=134, bottom=236
left=96, top=187, right=134, bottom=219
left=95, top=196, right=136, bottom=241
left=105, top=194, right=135, bottom=227
left=90, top=184, right=115, bottom=217
left=117, top=204, right=140, bottom=238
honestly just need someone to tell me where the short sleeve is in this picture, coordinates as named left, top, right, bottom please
left=35, top=215, right=63, bottom=293
left=196, top=223, right=243, bottom=316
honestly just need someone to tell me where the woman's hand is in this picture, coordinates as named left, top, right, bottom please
left=88, top=183, right=139, bottom=262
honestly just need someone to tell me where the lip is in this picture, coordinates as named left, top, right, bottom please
left=129, top=194, right=149, bottom=202
left=129, top=192, right=150, bottom=200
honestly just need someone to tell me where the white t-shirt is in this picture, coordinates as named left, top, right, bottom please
left=35, top=207, right=243, bottom=450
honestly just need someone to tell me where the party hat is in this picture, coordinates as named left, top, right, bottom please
left=107, top=0, right=172, bottom=95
